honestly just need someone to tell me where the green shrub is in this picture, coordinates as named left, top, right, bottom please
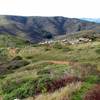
left=3, top=80, right=35, bottom=100
left=42, top=31, right=53, bottom=39
left=12, top=56, right=22, bottom=60
left=95, top=48, right=100, bottom=54
left=37, top=76, right=52, bottom=93
left=85, top=75, right=100, bottom=84
left=7, top=60, right=29, bottom=70
left=44, top=46, right=51, bottom=51
left=0, top=48, right=8, bottom=61
left=62, top=46, right=72, bottom=52
left=71, top=82, right=93, bottom=100
left=25, top=56, right=33, bottom=59
left=53, top=42, right=63, bottom=49
left=1, top=76, right=53, bottom=100
left=37, top=69, right=50, bottom=75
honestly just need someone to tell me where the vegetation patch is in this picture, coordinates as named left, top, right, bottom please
left=84, top=84, right=100, bottom=100
left=0, top=33, right=100, bottom=100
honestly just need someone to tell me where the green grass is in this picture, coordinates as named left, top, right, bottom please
left=0, top=34, right=30, bottom=47
left=71, top=82, right=93, bottom=100
left=0, top=34, right=100, bottom=100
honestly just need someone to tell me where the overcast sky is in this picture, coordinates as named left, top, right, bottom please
left=0, top=0, right=100, bottom=18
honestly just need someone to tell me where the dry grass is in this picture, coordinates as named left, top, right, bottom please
left=25, top=82, right=82, bottom=100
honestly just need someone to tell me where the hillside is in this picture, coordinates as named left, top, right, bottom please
left=0, top=32, right=100, bottom=100
left=0, top=34, right=31, bottom=47
left=0, top=31, right=100, bottom=100
left=0, top=15, right=100, bottom=42
left=0, top=16, right=100, bottom=100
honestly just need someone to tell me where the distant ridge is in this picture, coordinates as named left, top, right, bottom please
left=0, top=15, right=100, bottom=42
left=81, top=18, right=100, bottom=23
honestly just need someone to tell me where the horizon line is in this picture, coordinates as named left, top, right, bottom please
left=0, top=14, right=100, bottom=19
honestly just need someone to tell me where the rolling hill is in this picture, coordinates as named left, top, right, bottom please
left=0, top=15, right=100, bottom=43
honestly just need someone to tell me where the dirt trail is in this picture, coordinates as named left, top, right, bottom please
left=49, top=61, right=70, bottom=65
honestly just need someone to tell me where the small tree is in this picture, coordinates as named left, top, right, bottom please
left=42, top=31, right=53, bottom=39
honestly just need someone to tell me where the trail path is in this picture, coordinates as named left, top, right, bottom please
left=49, top=61, right=70, bottom=65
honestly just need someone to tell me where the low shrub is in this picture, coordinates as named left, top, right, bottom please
left=25, top=56, right=33, bottom=59
left=34, top=82, right=82, bottom=100
left=95, top=48, right=100, bottom=54
left=62, top=46, right=72, bottom=52
left=0, top=48, right=8, bottom=61
left=7, top=59, right=29, bottom=70
left=1, top=74, right=81, bottom=100
left=53, top=42, right=63, bottom=49
left=37, top=69, right=51, bottom=75
left=46, top=75, right=81, bottom=92
left=11, top=56, right=22, bottom=60
left=1, top=76, right=53, bottom=100
left=85, top=75, right=100, bottom=84
left=68, top=63, right=97, bottom=78
left=44, top=46, right=51, bottom=51
left=71, top=82, right=93, bottom=100
left=84, top=84, right=100, bottom=100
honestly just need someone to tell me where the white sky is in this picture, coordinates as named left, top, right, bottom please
left=0, top=0, right=100, bottom=18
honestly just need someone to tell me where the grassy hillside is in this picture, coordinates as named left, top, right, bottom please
left=0, top=34, right=31, bottom=47
left=0, top=33, right=100, bottom=100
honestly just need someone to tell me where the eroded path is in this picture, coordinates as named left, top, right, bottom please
left=49, top=60, right=70, bottom=65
